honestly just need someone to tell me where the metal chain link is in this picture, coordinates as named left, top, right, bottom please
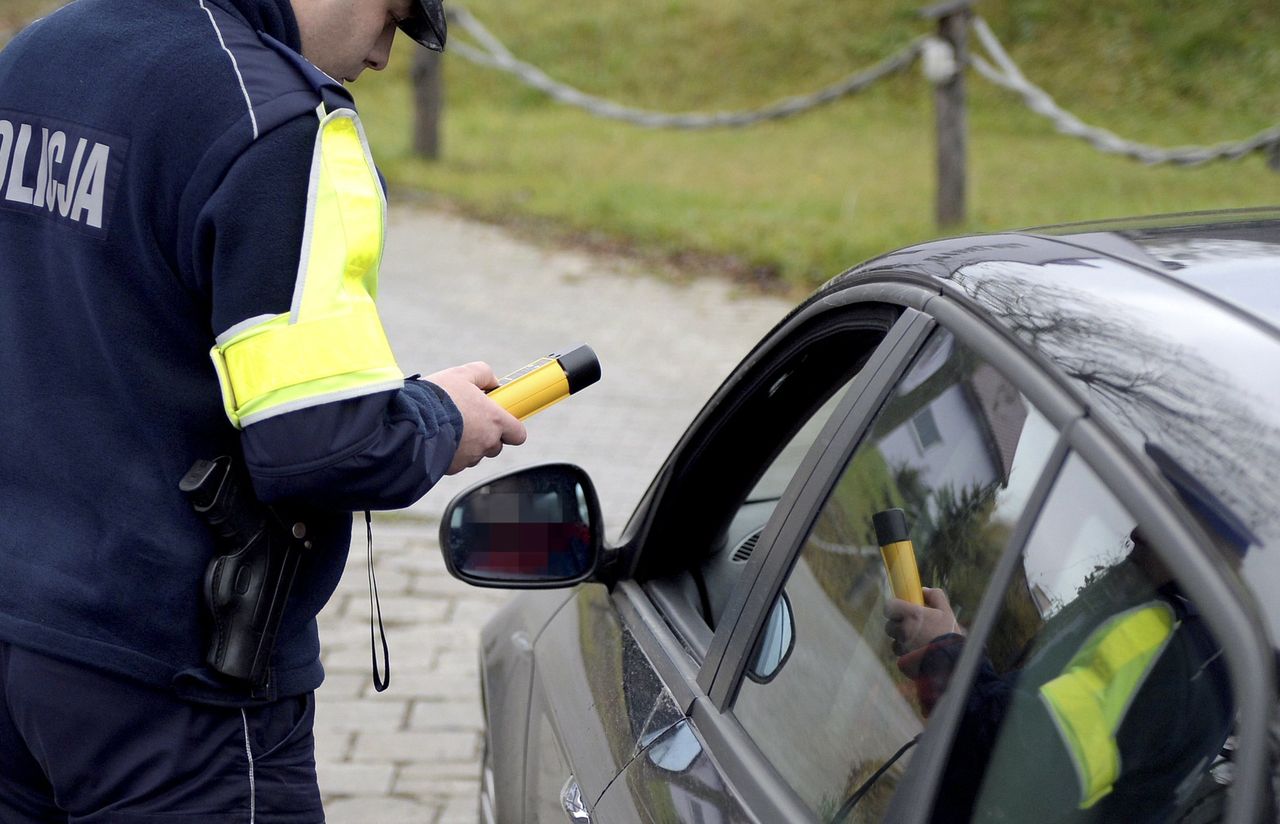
left=447, top=6, right=923, bottom=129
left=969, top=16, right=1280, bottom=166
left=9, top=5, right=1275, bottom=165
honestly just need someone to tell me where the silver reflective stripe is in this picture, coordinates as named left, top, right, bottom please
left=235, top=377, right=405, bottom=427
left=216, top=314, right=278, bottom=346
left=240, top=709, right=257, bottom=824
left=287, top=110, right=328, bottom=324
left=197, top=0, right=258, bottom=140
left=288, top=106, right=370, bottom=323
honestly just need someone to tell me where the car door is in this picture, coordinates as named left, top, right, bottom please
left=518, top=270, right=1272, bottom=823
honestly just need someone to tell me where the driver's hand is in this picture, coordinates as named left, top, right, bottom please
left=883, top=587, right=962, bottom=656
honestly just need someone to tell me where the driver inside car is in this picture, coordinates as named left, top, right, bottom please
left=883, top=527, right=1236, bottom=823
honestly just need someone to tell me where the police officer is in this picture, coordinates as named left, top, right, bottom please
left=0, top=0, right=524, bottom=820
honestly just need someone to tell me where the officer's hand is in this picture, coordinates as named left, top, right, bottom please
left=883, top=587, right=962, bottom=656
left=425, top=362, right=528, bottom=475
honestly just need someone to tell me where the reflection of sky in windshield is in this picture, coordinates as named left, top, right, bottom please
left=948, top=257, right=1280, bottom=640
left=990, top=409, right=1056, bottom=527
left=1021, top=455, right=1134, bottom=614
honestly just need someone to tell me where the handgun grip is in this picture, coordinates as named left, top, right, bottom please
left=204, top=527, right=302, bottom=685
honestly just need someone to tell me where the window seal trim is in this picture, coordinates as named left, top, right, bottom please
left=618, top=281, right=938, bottom=550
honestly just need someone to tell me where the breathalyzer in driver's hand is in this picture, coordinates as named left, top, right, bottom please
left=874, top=507, right=924, bottom=606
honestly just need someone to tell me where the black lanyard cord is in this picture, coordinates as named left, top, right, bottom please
left=366, top=510, right=391, bottom=692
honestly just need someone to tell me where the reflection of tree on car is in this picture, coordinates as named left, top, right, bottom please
left=884, top=529, right=1234, bottom=823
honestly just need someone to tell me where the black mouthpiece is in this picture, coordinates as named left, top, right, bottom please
left=558, top=344, right=602, bottom=394
left=873, top=508, right=909, bottom=546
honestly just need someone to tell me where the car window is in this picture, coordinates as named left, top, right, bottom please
left=731, top=329, right=1058, bottom=823
left=747, top=382, right=852, bottom=504
left=930, top=453, right=1235, bottom=824
left=641, top=311, right=895, bottom=640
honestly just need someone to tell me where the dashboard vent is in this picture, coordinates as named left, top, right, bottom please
left=731, top=527, right=765, bottom=563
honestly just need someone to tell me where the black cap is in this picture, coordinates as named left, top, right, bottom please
left=397, top=0, right=447, bottom=52
left=873, top=508, right=909, bottom=546
left=557, top=344, right=602, bottom=394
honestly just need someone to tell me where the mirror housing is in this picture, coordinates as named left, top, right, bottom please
left=746, top=592, right=795, bottom=683
left=439, top=463, right=603, bottom=588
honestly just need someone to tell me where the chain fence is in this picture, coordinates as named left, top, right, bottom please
left=446, top=5, right=1280, bottom=165
left=969, top=17, right=1280, bottom=166
left=448, top=7, right=924, bottom=129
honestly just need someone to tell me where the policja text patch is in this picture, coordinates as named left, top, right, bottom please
left=0, top=110, right=127, bottom=236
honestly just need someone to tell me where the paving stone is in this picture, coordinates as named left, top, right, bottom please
left=346, top=594, right=452, bottom=625
left=436, top=794, right=483, bottom=824
left=318, top=672, right=370, bottom=699
left=314, top=699, right=410, bottom=733
left=419, top=655, right=480, bottom=679
left=315, top=730, right=353, bottom=763
left=449, top=600, right=508, bottom=627
left=360, top=674, right=482, bottom=702
left=395, top=758, right=483, bottom=783
left=317, top=761, right=396, bottom=796
left=408, top=700, right=483, bottom=731
left=393, top=769, right=480, bottom=804
left=361, top=673, right=479, bottom=703
left=398, top=767, right=480, bottom=799
left=351, top=731, right=479, bottom=763
left=323, top=795, right=441, bottom=823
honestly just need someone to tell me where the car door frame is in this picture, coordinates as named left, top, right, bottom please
left=607, top=272, right=1273, bottom=823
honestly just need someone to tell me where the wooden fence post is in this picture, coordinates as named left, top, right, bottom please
left=412, top=48, right=444, bottom=159
left=921, top=0, right=971, bottom=229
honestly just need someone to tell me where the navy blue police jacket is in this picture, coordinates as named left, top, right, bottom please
left=0, top=0, right=462, bottom=704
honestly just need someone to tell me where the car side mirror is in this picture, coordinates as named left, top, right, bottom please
left=746, top=592, right=795, bottom=683
left=439, top=463, right=603, bottom=588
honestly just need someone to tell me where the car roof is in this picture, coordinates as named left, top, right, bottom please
left=848, top=209, right=1280, bottom=643
left=1030, top=208, right=1280, bottom=336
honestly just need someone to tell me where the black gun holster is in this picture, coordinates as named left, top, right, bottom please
left=179, top=456, right=309, bottom=688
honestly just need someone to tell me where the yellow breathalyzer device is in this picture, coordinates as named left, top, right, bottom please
left=487, top=344, right=601, bottom=420
left=874, top=508, right=924, bottom=606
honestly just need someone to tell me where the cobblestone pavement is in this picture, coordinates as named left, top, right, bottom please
left=314, top=205, right=791, bottom=822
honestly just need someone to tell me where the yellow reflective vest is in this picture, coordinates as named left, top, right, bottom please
left=210, top=104, right=403, bottom=429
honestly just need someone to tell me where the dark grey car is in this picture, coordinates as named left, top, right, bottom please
left=441, top=209, right=1280, bottom=823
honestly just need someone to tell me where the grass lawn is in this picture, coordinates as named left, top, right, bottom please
left=351, top=0, right=1280, bottom=290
